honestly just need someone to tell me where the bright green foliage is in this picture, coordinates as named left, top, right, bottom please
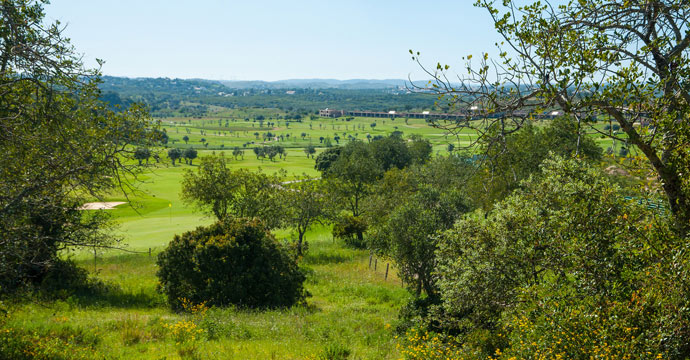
left=180, top=153, right=284, bottom=228
left=156, top=218, right=307, bottom=311
left=471, top=117, right=602, bottom=208
left=280, top=177, right=330, bottom=255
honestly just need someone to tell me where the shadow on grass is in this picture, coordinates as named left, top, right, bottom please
left=36, top=259, right=166, bottom=310
left=302, top=251, right=353, bottom=265
left=68, top=284, right=165, bottom=309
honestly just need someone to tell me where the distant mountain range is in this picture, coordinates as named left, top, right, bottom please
left=217, top=78, right=413, bottom=89
left=101, top=76, right=428, bottom=90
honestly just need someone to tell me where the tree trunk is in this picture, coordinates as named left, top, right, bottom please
left=297, top=231, right=304, bottom=255
left=609, top=107, right=690, bottom=233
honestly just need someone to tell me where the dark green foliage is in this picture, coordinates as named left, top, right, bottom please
left=332, top=215, right=368, bottom=249
left=408, top=135, right=433, bottom=165
left=183, top=148, right=197, bottom=165
left=325, top=141, right=382, bottom=219
left=167, top=148, right=182, bottom=165
left=134, top=147, right=151, bottom=165
left=314, top=146, right=342, bottom=175
left=369, top=135, right=412, bottom=171
left=304, top=144, right=316, bottom=158
left=156, top=218, right=307, bottom=311
left=99, top=77, right=438, bottom=117
left=380, top=187, right=470, bottom=299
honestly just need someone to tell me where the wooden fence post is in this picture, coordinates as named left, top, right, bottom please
left=374, top=258, right=377, bottom=272
left=385, top=263, right=389, bottom=280
left=369, top=254, right=372, bottom=269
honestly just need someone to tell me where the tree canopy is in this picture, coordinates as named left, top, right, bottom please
left=0, top=0, right=152, bottom=292
left=415, top=0, right=690, bottom=232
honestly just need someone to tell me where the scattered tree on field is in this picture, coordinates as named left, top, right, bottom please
left=168, top=148, right=182, bottom=165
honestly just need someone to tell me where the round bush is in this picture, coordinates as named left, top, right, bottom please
left=156, top=218, right=307, bottom=311
left=332, top=215, right=368, bottom=249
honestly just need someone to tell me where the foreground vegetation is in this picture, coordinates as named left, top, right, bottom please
left=3, top=0, right=690, bottom=359
left=1, top=226, right=409, bottom=359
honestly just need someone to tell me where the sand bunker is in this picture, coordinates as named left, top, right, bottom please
left=79, top=202, right=126, bottom=210
left=605, top=165, right=629, bottom=176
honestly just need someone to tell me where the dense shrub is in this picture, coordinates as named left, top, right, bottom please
left=156, top=218, right=307, bottom=311
left=332, top=215, right=368, bottom=249
left=399, top=157, right=690, bottom=359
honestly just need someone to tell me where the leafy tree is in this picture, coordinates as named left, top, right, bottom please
left=253, top=146, right=265, bottom=160
left=469, top=118, right=601, bottom=208
left=274, top=145, right=285, bottom=159
left=280, top=177, right=329, bottom=255
left=301, top=132, right=307, bottom=140
left=304, top=144, right=316, bottom=158
left=418, top=0, right=690, bottom=232
left=381, top=186, right=469, bottom=299
left=0, top=0, right=151, bottom=292
left=314, top=146, right=342, bottom=175
left=182, top=135, right=189, bottom=144
left=134, top=147, right=151, bottom=166
left=366, top=156, right=473, bottom=301
left=369, top=135, right=412, bottom=171
left=325, top=141, right=383, bottom=242
left=265, top=146, right=278, bottom=161
left=167, top=148, right=182, bottom=165
left=408, top=135, right=433, bottom=165
left=183, top=148, right=198, bottom=165
left=329, top=216, right=367, bottom=252
left=180, top=154, right=284, bottom=228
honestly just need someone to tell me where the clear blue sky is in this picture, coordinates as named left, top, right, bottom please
left=45, top=1, right=501, bottom=81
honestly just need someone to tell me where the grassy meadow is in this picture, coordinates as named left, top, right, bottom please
left=3, top=113, right=627, bottom=359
